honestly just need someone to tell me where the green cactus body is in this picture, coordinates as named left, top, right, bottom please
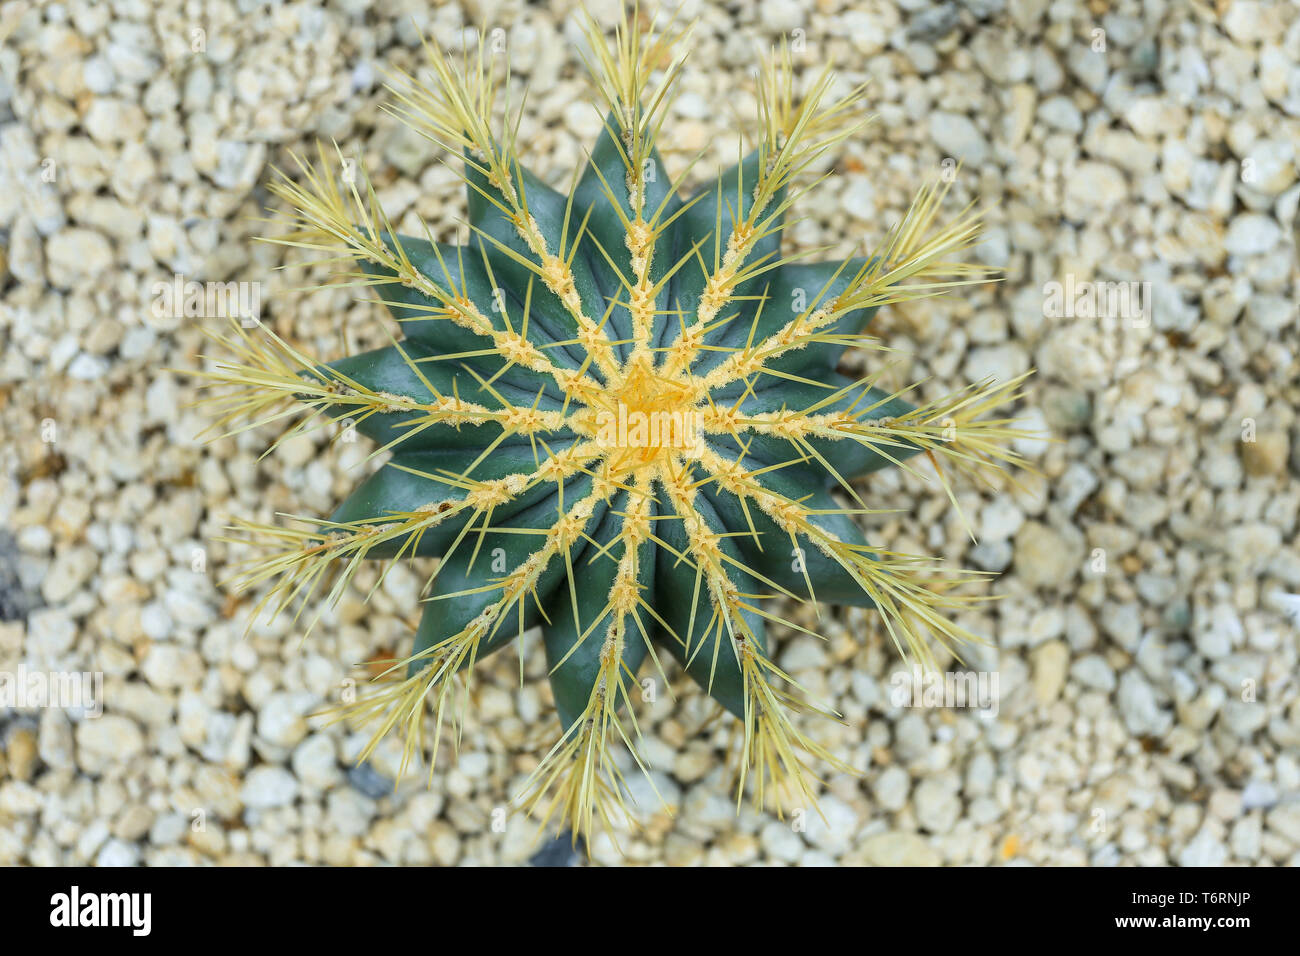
left=198, top=10, right=1031, bottom=840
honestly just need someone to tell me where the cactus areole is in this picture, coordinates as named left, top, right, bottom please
left=198, top=9, right=1031, bottom=842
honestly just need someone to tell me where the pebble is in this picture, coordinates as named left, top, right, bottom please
left=3, top=0, right=1296, bottom=869
left=1241, top=781, right=1278, bottom=811
left=1265, top=805, right=1300, bottom=846
left=801, top=795, right=859, bottom=853
left=1030, top=641, right=1069, bottom=704
left=760, top=820, right=804, bottom=863
left=44, top=228, right=112, bottom=287
left=5, top=729, right=38, bottom=782
left=75, top=716, right=144, bottom=774
left=913, top=777, right=962, bottom=834
left=1196, top=604, right=1241, bottom=659
left=979, top=496, right=1024, bottom=543
left=1177, top=829, right=1226, bottom=867
left=40, top=547, right=97, bottom=603
left=1064, top=162, right=1127, bottom=216
left=240, top=767, right=300, bottom=809
left=1013, top=522, right=1083, bottom=590
left=873, top=765, right=910, bottom=812
left=1038, top=96, right=1082, bottom=132
left=1224, top=213, right=1282, bottom=256
left=291, top=735, right=341, bottom=790
left=1241, top=431, right=1289, bottom=476
left=347, top=762, right=395, bottom=799
left=857, top=831, right=941, bottom=866
left=928, top=112, right=990, bottom=167
left=1116, top=672, right=1170, bottom=737
left=1070, top=655, right=1116, bottom=693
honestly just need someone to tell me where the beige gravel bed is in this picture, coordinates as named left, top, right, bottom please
left=1, top=0, right=1298, bottom=865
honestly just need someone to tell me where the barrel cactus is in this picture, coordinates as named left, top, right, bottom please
left=198, top=11, right=1030, bottom=841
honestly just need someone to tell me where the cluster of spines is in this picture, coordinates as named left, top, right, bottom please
left=194, top=7, right=1034, bottom=842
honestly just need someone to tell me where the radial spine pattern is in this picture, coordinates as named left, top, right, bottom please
left=198, top=9, right=1033, bottom=841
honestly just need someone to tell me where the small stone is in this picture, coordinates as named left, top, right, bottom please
left=1030, top=641, right=1069, bottom=704
left=257, top=692, right=311, bottom=748
left=40, top=547, right=98, bottom=604
left=1055, top=462, right=1099, bottom=513
left=1196, top=604, right=1242, bottom=659
left=873, top=765, right=910, bottom=812
left=1265, top=804, right=1300, bottom=845
left=291, top=735, right=341, bottom=790
left=1242, top=138, right=1297, bottom=195
left=760, top=820, right=804, bottom=863
left=979, top=496, right=1024, bottom=543
left=1071, top=655, right=1116, bottom=692
left=779, top=636, right=827, bottom=672
left=27, top=608, right=77, bottom=656
left=913, top=777, right=962, bottom=833
left=928, top=112, right=990, bottom=167
left=327, top=788, right=377, bottom=837
left=76, top=716, right=144, bottom=773
left=907, top=6, right=958, bottom=42
left=139, top=603, right=172, bottom=640
left=1064, top=162, right=1127, bottom=218
left=672, top=746, right=713, bottom=783
left=1101, top=602, right=1141, bottom=652
left=1038, top=95, right=1082, bottom=132
left=969, top=539, right=1012, bottom=573
left=45, top=228, right=113, bottom=287
left=801, top=795, right=859, bottom=852
left=1178, top=829, right=1227, bottom=867
left=844, top=10, right=890, bottom=54
left=1117, top=671, right=1170, bottom=737
left=1241, top=431, right=1288, bottom=476
left=858, top=831, right=941, bottom=866
left=347, top=761, right=395, bottom=799
left=841, top=178, right=876, bottom=220
left=96, top=839, right=141, bottom=868
left=1241, top=780, right=1278, bottom=810
left=240, top=766, right=299, bottom=809
left=83, top=56, right=116, bottom=94
left=1207, top=789, right=1243, bottom=822
left=163, top=586, right=216, bottom=628
left=1224, top=213, right=1281, bottom=256
left=5, top=728, right=38, bottom=782
left=140, top=644, right=204, bottom=689
left=149, top=813, right=188, bottom=847
left=211, top=140, right=265, bottom=191
left=458, top=752, right=490, bottom=779
left=964, top=342, right=1029, bottom=388
left=113, top=804, right=155, bottom=841
left=965, top=752, right=995, bottom=796
left=67, top=353, right=108, bottom=380
left=37, top=709, right=74, bottom=770
left=760, top=0, right=804, bottom=33
left=1013, top=522, right=1084, bottom=590
left=1222, top=0, right=1267, bottom=43
left=1246, top=296, right=1296, bottom=333
left=1221, top=700, right=1267, bottom=738
left=1231, top=816, right=1262, bottom=860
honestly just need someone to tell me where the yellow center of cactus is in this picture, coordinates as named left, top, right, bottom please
left=592, top=359, right=701, bottom=470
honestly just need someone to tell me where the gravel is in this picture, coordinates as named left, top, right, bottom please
left=1, top=0, right=1297, bottom=867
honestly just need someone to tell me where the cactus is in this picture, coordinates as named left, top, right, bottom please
left=197, top=10, right=1032, bottom=842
